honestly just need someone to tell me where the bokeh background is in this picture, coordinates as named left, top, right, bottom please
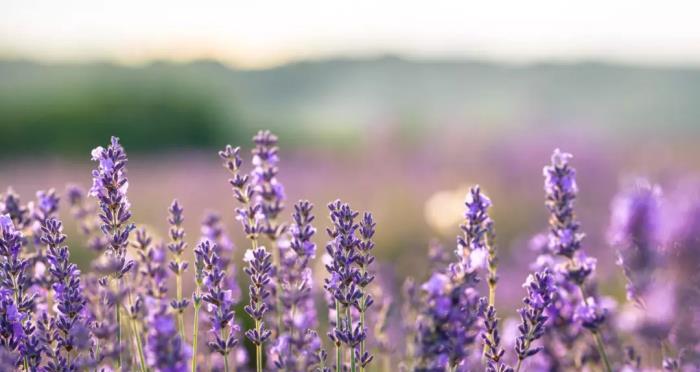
left=2, top=1, right=700, bottom=314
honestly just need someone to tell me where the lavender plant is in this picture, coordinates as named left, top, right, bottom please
left=541, top=149, right=612, bottom=371
left=4, top=131, right=700, bottom=371
left=167, top=200, right=190, bottom=339
left=89, top=136, right=136, bottom=370
left=41, top=217, right=91, bottom=370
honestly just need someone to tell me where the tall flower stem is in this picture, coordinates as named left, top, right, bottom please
left=593, top=330, right=612, bottom=372
left=115, top=299, right=122, bottom=370
left=191, top=302, right=200, bottom=372
left=335, top=302, right=342, bottom=372
left=346, top=306, right=356, bottom=372
left=127, top=291, right=147, bottom=372
left=255, top=319, right=263, bottom=372
left=176, top=272, right=185, bottom=338
left=575, top=281, right=612, bottom=372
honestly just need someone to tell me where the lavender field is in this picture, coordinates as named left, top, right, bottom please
left=0, top=127, right=698, bottom=372
left=6, top=1, right=700, bottom=369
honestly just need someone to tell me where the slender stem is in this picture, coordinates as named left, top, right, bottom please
left=126, top=289, right=147, bottom=372
left=359, top=308, right=366, bottom=372
left=130, top=317, right=147, bottom=372
left=94, top=340, right=101, bottom=372
left=593, top=330, right=612, bottom=372
left=335, top=302, right=342, bottom=372
left=116, top=300, right=122, bottom=371
left=575, top=282, right=612, bottom=372
left=176, top=269, right=185, bottom=340
left=359, top=259, right=368, bottom=372
left=515, top=359, right=523, bottom=372
left=191, top=302, right=200, bottom=372
left=255, top=319, right=263, bottom=372
left=220, top=311, right=231, bottom=372
left=347, top=306, right=356, bottom=372
left=271, top=233, right=284, bottom=337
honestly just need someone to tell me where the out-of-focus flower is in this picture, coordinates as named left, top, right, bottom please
left=608, top=179, right=663, bottom=302
left=144, top=303, right=191, bottom=372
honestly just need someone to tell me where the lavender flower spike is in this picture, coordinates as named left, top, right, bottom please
left=243, top=246, right=272, bottom=372
left=324, top=200, right=367, bottom=372
left=480, top=298, right=513, bottom=372
left=251, top=129, right=286, bottom=240
left=167, top=200, right=189, bottom=339
left=89, top=136, right=136, bottom=369
left=608, top=179, right=662, bottom=303
left=542, top=149, right=612, bottom=372
left=514, top=269, right=555, bottom=372
left=457, top=186, right=492, bottom=269
left=0, top=214, right=36, bottom=368
left=41, top=217, right=90, bottom=370
left=543, top=149, right=583, bottom=259
left=194, top=240, right=239, bottom=372
left=274, top=200, right=321, bottom=371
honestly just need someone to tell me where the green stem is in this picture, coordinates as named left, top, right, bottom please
left=359, top=308, right=366, bottom=372
left=347, top=306, right=356, bottom=372
left=271, top=235, right=284, bottom=337
left=191, top=303, right=200, bottom=372
left=116, top=301, right=122, bottom=371
left=126, top=290, right=147, bottom=372
left=255, top=319, right=263, bottom=372
left=593, top=330, right=612, bottom=372
left=176, top=269, right=185, bottom=340
left=335, top=302, right=342, bottom=372
left=574, top=282, right=612, bottom=372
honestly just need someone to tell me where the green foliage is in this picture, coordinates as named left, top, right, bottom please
left=0, top=61, right=240, bottom=156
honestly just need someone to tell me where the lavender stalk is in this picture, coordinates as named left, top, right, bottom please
left=543, top=149, right=611, bottom=372
left=167, top=200, right=189, bottom=340
left=89, top=136, right=136, bottom=370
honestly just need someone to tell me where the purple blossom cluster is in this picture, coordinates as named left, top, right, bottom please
left=1, top=131, right=700, bottom=372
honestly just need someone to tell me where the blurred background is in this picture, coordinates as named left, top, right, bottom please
left=2, top=0, right=700, bottom=311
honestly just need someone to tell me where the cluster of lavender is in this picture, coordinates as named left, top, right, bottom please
left=324, top=201, right=376, bottom=372
left=2, top=131, right=700, bottom=372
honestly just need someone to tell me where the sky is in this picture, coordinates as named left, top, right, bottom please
left=2, top=0, right=700, bottom=69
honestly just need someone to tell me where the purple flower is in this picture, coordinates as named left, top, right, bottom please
left=456, top=186, right=492, bottom=269
left=201, top=211, right=240, bottom=303
left=66, top=184, right=106, bottom=252
left=515, top=269, right=555, bottom=365
left=167, top=200, right=190, bottom=316
left=324, top=200, right=371, bottom=368
left=573, top=297, right=607, bottom=331
left=1, top=188, right=29, bottom=230
left=133, top=228, right=169, bottom=301
left=243, top=246, right=273, bottom=346
left=251, top=130, right=286, bottom=240
left=608, top=179, right=662, bottom=302
left=0, top=210, right=38, bottom=366
left=219, top=144, right=263, bottom=239
left=194, top=240, right=240, bottom=360
left=0, top=215, right=12, bottom=234
left=90, top=136, right=135, bottom=279
left=41, top=217, right=90, bottom=369
left=276, top=200, right=321, bottom=370
left=543, top=149, right=583, bottom=258
left=480, top=299, right=513, bottom=372
left=145, top=303, right=191, bottom=372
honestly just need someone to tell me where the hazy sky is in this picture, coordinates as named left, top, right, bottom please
left=2, top=0, right=700, bottom=68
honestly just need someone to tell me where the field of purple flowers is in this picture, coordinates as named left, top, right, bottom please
left=0, top=130, right=698, bottom=372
